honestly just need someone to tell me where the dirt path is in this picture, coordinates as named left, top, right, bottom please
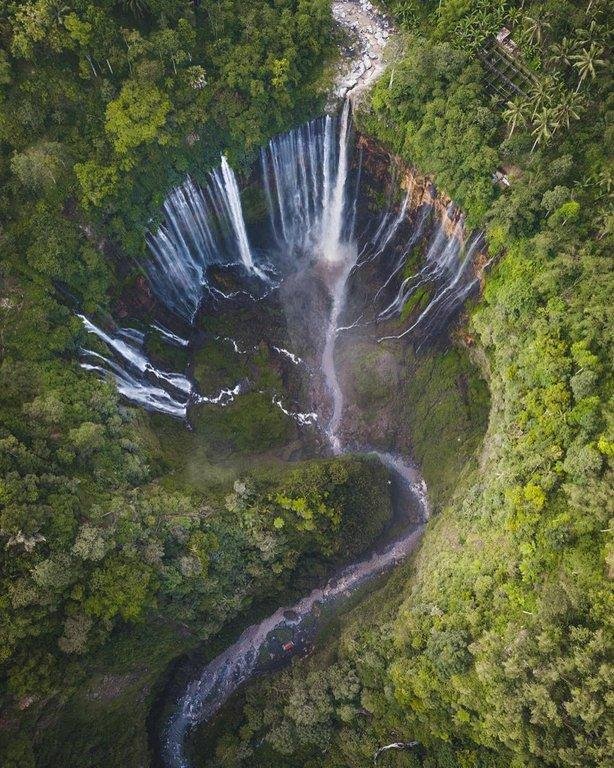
left=332, top=0, right=396, bottom=101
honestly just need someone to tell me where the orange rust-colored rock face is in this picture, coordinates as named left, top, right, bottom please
left=356, top=131, right=488, bottom=258
left=356, top=132, right=462, bottom=237
left=474, top=249, right=492, bottom=290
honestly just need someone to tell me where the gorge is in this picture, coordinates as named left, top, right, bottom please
left=76, top=98, right=486, bottom=767
left=1, top=3, right=610, bottom=768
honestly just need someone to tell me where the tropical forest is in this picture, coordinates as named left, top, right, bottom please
left=0, top=1, right=611, bottom=768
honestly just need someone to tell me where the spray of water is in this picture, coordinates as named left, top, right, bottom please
left=259, top=100, right=357, bottom=448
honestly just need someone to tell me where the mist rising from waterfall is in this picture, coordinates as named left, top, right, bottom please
left=122, top=107, right=485, bottom=768
left=81, top=104, right=483, bottom=437
left=259, top=100, right=358, bottom=449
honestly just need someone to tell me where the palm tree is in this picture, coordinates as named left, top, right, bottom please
left=523, top=15, right=551, bottom=47
left=51, top=3, right=69, bottom=24
left=395, top=4, right=416, bottom=28
left=548, top=37, right=578, bottom=68
left=503, top=99, right=530, bottom=137
left=572, top=43, right=606, bottom=90
left=506, top=7, right=525, bottom=29
left=586, top=0, right=609, bottom=19
left=575, top=20, right=600, bottom=45
left=595, top=167, right=613, bottom=196
left=528, top=76, right=557, bottom=119
left=554, top=92, right=585, bottom=129
left=119, top=0, right=149, bottom=17
left=531, top=108, right=559, bottom=152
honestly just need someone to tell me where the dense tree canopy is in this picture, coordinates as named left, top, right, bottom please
left=0, top=1, right=335, bottom=763
left=0, top=1, right=611, bottom=767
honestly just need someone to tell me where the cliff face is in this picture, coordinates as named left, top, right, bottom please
left=308, top=132, right=491, bottom=499
left=356, top=132, right=478, bottom=237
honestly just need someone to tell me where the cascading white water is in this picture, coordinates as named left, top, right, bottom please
left=99, top=106, right=485, bottom=768
left=79, top=316, right=247, bottom=418
left=150, top=323, right=189, bottom=347
left=260, top=100, right=357, bottom=449
left=78, top=315, right=192, bottom=417
left=321, top=247, right=357, bottom=453
left=82, top=103, right=483, bottom=441
left=377, top=212, right=482, bottom=344
left=259, top=99, right=355, bottom=261
left=212, top=157, right=264, bottom=279
left=321, top=99, right=352, bottom=262
left=146, top=159, right=263, bottom=321
left=80, top=356, right=188, bottom=418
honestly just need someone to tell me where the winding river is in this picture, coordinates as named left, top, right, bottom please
left=162, top=452, right=426, bottom=767
left=76, top=7, right=483, bottom=766
left=159, top=106, right=430, bottom=765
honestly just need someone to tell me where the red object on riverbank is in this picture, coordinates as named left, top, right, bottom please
left=282, top=641, right=295, bottom=653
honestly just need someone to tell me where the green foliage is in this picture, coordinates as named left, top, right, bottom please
left=0, top=0, right=335, bottom=760
left=194, top=3, right=613, bottom=768
left=193, top=392, right=294, bottom=453
left=105, top=80, right=171, bottom=159
left=361, top=37, right=499, bottom=226
left=0, top=2, right=611, bottom=767
left=10, top=141, right=66, bottom=193
left=402, top=347, right=490, bottom=513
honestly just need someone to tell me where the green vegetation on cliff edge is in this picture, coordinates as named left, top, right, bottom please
left=0, top=1, right=612, bottom=768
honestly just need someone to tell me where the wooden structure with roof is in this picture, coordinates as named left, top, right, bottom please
left=478, top=28, right=536, bottom=102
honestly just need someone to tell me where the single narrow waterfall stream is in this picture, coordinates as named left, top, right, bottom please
left=322, top=247, right=357, bottom=454
left=78, top=93, right=484, bottom=767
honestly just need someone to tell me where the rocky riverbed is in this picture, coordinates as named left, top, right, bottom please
left=332, top=0, right=396, bottom=101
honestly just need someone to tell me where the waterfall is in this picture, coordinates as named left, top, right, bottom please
left=376, top=211, right=482, bottom=344
left=78, top=315, right=255, bottom=417
left=78, top=315, right=192, bottom=417
left=259, top=100, right=355, bottom=261
left=81, top=104, right=482, bottom=439
left=146, top=159, right=263, bottom=322
left=379, top=232, right=483, bottom=343
left=321, top=249, right=357, bottom=453
left=74, top=106, right=485, bottom=768
left=212, top=157, right=263, bottom=278
left=321, top=99, right=352, bottom=262
left=259, top=100, right=357, bottom=449
left=150, top=323, right=189, bottom=347
left=80, top=356, right=188, bottom=418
